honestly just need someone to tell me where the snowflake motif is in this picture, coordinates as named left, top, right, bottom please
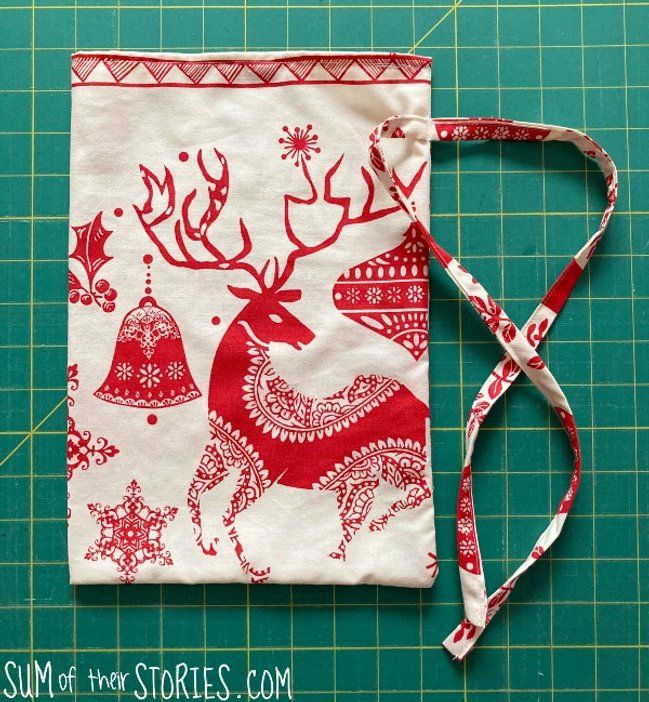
left=279, top=124, right=321, bottom=166
left=452, top=125, right=470, bottom=140
left=492, top=126, right=510, bottom=139
left=459, top=539, right=477, bottom=557
left=403, top=233, right=427, bottom=253
left=473, top=125, right=490, bottom=140
left=457, top=517, right=474, bottom=535
left=459, top=496, right=472, bottom=514
left=345, top=287, right=361, bottom=304
left=138, top=363, right=161, bottom=388
left=115, top=362, right=133, bottom=381
left=85, top=480, right=178, bottom=583
left=167, top=361, right=185, bottom=380
left=386, top=286, right=402, bottom=303
left=366, top=287, right=382, bottom=304
left=406, top=285, right=424, bottom=303
left=461, top=475, right=472, bottom=492
left=513, top=129, right=530, bottom=140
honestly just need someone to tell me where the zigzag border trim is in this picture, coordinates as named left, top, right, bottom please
left=71, top=52, right=431, bottom=88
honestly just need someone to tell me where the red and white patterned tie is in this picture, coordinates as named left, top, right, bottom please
left=370, top=115, right=618, bottom=660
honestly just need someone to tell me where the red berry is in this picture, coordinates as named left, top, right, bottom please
left=80, top=294, right=93, bottom=306
left=69, top=290, right=80, bottom=303
left=102, top=301, right=116, bottom=313
left=104, top=288, right=117, bottom=302
left=95, top=279, right=109, bottom=293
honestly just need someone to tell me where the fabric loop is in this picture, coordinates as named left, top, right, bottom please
left=369, top=115, right=618, bottom=659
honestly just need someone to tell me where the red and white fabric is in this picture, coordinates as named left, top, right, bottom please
left=370, top=115, right=617, bottom=659
left=67, top=51, right=437, bottom=587
left=67, top=50, right=618, bottom=659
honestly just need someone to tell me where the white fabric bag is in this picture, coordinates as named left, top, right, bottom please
left=67, top=51, right=436, bottom=588
left=67, top=50, right=618, bottom=659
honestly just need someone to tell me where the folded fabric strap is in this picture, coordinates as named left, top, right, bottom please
left=369, top=115, right=618, bottom=660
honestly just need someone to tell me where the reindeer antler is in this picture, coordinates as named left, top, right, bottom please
left=134, top=148, right=264, bottom=287
left=134, top=136, right=427, bottom=295
left=273, top=154, right=427, bottom=290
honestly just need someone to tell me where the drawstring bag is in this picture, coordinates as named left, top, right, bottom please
left=67, top=51, right=617, bottom=658
left=67, top=50, right=436, bottom=589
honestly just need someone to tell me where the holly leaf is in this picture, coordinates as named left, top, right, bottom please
left=538, top=318, right=549, bottom=337
left=70, top=212, right=113, bottom=287
left=68, top=269, right=84, bottom=292
left=502, top=321, right=516, bottom=343
left=488, top=377, right=502, bottom=399
left=527, top=355, right=546, bottom=370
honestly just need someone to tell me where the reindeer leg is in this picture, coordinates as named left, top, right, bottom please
left=222, top=456, right=271, bottom=582
left=368, top=479, right=430, bottom=532
left=328, top=476, right=379, bottom=561
left=187, top=443, right=229, bottom=556
left=369, top=451, right=431, bottom=533
left=317, top=454, right=382, bottom=561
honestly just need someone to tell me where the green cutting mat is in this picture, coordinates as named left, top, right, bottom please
left=0, top=0, right=647, bottom=699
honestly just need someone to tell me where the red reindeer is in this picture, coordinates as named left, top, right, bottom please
left=134, top=130, right=431, bottom=581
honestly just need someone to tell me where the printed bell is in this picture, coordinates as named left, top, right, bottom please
left=95, top=296, right=201, bottom=408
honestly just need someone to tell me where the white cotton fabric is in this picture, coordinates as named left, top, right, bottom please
left=67, top=51, right=435, bottom=586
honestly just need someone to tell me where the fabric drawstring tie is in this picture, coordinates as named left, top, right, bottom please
left=369, top=115, right=618, bottom=660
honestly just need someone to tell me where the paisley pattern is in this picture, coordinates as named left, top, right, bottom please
left=316, top=437, right=430, bottom=560
left=187, top=412, right=272, bottom=580
left=242, top=342, right=402, bottom=442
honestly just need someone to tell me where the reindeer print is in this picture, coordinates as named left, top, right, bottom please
left=134, top=126, right=431, bottom=582
left=243, top=343, right=403, bottom=442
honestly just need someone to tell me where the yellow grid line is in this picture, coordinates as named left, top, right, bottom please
left=621, top=2, right=643, bottom=698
